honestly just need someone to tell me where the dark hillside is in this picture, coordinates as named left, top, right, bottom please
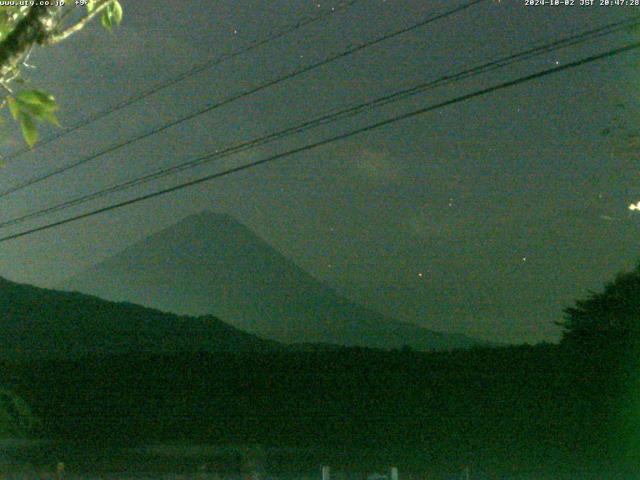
left=0, top=276, right=276, bottom=361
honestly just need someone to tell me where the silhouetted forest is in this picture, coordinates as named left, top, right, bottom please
left=1, top=264, right=639, bottom=477
left=0, top=342, right=633, bottom=476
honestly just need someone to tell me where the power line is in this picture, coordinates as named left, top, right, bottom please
left=0, top=0, right=487, bottom=199
left=0, top=39, right=637, bottom=244
left=0, top=16, right=637, bottom=230
left=0, top=0, right=361, bottom=164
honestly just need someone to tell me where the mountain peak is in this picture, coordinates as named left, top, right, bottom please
left=60, top=215, right=482, bottom=351
left=180, top=210, right=237, bottom=225
left=154, top=211, right=251, bottom=247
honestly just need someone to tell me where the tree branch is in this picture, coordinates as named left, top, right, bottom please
left=46, top=0, right=115, bottom=45
left=0, top=6, right=59, bottom=82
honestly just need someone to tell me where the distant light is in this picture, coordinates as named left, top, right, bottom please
left=522, top=257, right=527, bottom=262
left=418, top=272, right=424, bottom=277
left=629, top=201, right=640, bottom=211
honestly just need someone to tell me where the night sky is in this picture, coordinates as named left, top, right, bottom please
left=0, top=0, right=637, bottom=344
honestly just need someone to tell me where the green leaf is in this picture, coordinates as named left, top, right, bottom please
left=18, top=103, right=49, bottom=119
left=13, top=90, right=58, bottom=121
left=6, top=97, right=19, bottom=121
left=18, top=113, right=37, bottom=147
left=7, top=90, right=60, bottom=147
left=0, top=7, right=26, bottom=40
left=101, top=1, right=123, bottom=32
left=16, top=90, right=57, bottom=111
left=111, top=1, right=123, bottom=26
left=42, top=111, right=60, bottom=127
left=0, top=17, right=10, bottom=38
left=101, top=8, right=112, bottom=31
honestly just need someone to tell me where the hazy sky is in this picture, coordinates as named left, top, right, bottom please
left=0, top=0, right=637, bottom=343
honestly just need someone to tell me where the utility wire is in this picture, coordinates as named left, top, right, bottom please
left=0, top=0, right=487, bottom=199
left=0, top=16, right=637, bottom=230
left=0, top=39, right=637, bottom=244
left=0, top=0, right=361, bottom=164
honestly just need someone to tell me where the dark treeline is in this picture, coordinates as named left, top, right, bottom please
left=0, top=341, right=633, bottom=476
left=1, top=263, right=640, bottom=477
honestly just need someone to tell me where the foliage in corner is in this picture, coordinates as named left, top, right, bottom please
left=96, top=0, right=123, bottom=31
left=0, top=1, right=123, bottom=148
left=7, top=90, right=59, bottom=147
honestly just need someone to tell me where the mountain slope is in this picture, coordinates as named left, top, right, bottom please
left=61, top=211, right=480, bottom=350
left=0, top=276, right=275, bottom=361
